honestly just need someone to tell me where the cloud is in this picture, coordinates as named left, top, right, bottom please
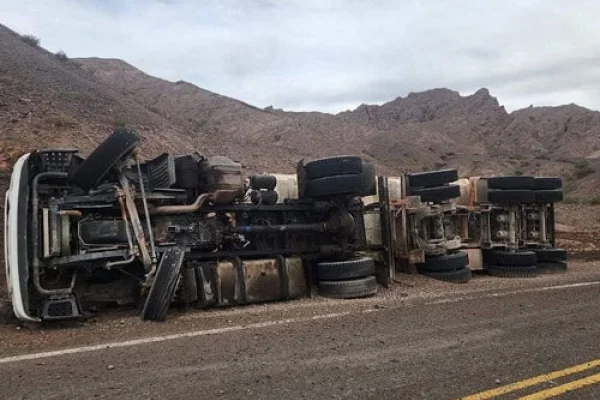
left=1, top=0, right=599, bottom=113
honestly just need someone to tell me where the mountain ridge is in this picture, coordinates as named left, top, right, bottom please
left=1, top=23, right=599, bottom=200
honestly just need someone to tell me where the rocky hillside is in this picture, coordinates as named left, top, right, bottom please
left=1, top=22, right=600, bottom=196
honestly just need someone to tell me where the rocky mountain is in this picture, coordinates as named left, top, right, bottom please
left=1, top=22, right=600, bottom=193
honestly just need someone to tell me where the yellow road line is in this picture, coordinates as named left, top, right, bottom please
left=518, top=372, right=600, bottom=400
left=460, top=359, right=600, bottom=400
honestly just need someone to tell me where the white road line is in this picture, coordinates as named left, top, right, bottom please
left=426, top=281, right=600, bottom=305
left=0, top=311, right=354, bottom=365
left=1, top=280, right=598, bottom=365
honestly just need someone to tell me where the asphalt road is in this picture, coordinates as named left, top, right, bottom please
left=1, top=263, right=600, bottom=399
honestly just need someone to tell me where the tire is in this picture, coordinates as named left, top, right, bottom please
left=487, top=189, right=535, bottom=204
left=420, top=267, right=472, bottom=283
left=417, top=251, right=469, bottom=272
left=69, top=128, right=139, bottom=190
left=407, top=169, right=458, bottom=188
left=484, top=264, right=538, bottom=278
left=305, top=174, right=365, bottom=198
left=534, top=177, right=562, bottom=190
left=532, top=248, right=567, bottom=262
left=537, top=261, right=568, bottom=274
left=141, top=248, right=185, bottom=321
left=305, top=156, right=363, bottom=179
left=487, top=176, right=535, bottom=190
left=482, top=249, right=537, bottom=266
left=534, top=190, right=563, bottom=203
left=409, top=184, right=461, bottom=203
left=318, top=276, right=378, bottom=299
left=250, top=174, right=277, bottom=191
left=317, top=256, right=375, bottom=281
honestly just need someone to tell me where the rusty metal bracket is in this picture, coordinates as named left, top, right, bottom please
left=276, top=255, right=290, bottom=300
left=119, top=174, right=152, bottom=272
left=231, top=256, right=247, bottom=304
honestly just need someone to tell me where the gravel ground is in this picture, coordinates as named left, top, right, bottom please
left=1, top=263, right=600, bottom=399
left=1, top=260, right=598, bottom=358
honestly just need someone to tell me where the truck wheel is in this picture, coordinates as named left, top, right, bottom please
left=533, top=177, right=562, bottom=190
left=417, top=251, right=469, bottom=272
left=406, top=169, right=458, bottom=188
left=318, top=276, right=377, bottom=299
left=141, top=248, right=185, bottom=322
left=419, top=267, right=472, bottom=283
left=305, top=156, right=363, bottom=179
left=317, top=256, right=375, bottom=281
left=409, top=184, right=461, bottom=203
left=537, top=261, right=567, bottom=274
left=532, top=248, right=566, bottom=262
left=487, top=189, right=535, bottom=204
left=484, top=264, right=538, bottom=278
left=305, top=174, right=365, bottom=198
left=69, top=128, right=139, bottom=190
left=487, top=176, right=535, bottom=190
left=534, top=190, right=563, bottom=203
left=482, top=249, right=537, bottom=266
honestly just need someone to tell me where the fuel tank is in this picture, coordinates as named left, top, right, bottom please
left=214, top=257, right=306, bottom=306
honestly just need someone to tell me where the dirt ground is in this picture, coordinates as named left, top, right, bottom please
left=555, top=203, right=600, bottom=260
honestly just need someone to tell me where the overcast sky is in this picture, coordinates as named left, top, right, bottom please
left=2, top=0, right=600, bottom=113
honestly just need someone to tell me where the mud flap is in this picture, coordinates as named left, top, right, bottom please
left=141, top=247, right=186, bottom=321
left=375, top=176, right=394, bottom=287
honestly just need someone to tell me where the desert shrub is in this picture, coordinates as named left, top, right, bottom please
left=590, top=197, right=600, bottom=205
left=573, top=160, right=594, bottom=179
left=434, top=161, right=447, bottom=170
left=47, top=114, right=78, bottom=128
left=21, top=34, right=40, bottom=46
left=112, top=118, right=128, bottom=128
left=55, top=50, right=68, bottom=61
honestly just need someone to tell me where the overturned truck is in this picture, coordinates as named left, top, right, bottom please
left=4, top=129, right=566, bottom=322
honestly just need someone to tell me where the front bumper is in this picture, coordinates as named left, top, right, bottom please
left=5, top=153, right=40, bottom=322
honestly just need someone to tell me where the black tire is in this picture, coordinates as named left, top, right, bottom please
left=407, top=169, right=459, bottom=188
left=484, top=264, right=538, bottom=278
left=487, top=189, right=535, bottom=204
left=534, top=177, right=562, bottom=190
left=305, top=174, right=365, bottom=198
left=537, top=261, right=568, bottom=274
left=417, top=251, right=469, bottom=272
left=69, top=129, right=139, bottom=190
left=317, top=257, right=375, bottom=281
left=359, top=161, right=377, bottom=196
left=420, top=267, right=472, bottom=283
left=532, top=248, right=567, bottom=262
left=141, top=248, right=185, bottom=321
left=250, top=174, right=277, bottom=191
left=482, top=249, right=537, bottom=266
left=305, top=156, right=363, bottom=179
left=318, top=276, right=378, bottom=299
left=534, top=190, right=563, bottom=203
left=487, top=176, right=535, bottom=190
left=409, top=184, right=461, bottom=203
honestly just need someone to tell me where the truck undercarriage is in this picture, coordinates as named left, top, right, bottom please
left=4, top=129, right=566, bottom=323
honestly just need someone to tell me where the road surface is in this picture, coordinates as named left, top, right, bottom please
left=1, top=262, right=600, bottom=399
